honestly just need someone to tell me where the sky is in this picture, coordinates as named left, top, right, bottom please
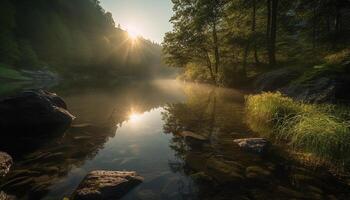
left=100, top=0, right=173, bottom=43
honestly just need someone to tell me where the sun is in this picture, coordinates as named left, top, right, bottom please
left=128, top=30, right=139, bottom=40
left=126, top=25, right=140, bottom=40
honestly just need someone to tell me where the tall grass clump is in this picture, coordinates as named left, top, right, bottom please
left=246, top=92, right=350, bottom=166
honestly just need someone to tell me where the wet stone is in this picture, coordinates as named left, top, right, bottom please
left=205, top=157, right=244, bottom=184
left=72, top=170, right=143, bottom=200
left=0, top=152, right=13, bottom=177
left=0, top=191, right=16, bottom=200
left=190, top=172, right=214, bottom=185
left=245, top=166, right=271, bottom=179
left=179, top=131, right=209, bottom=148
left=233, top=138, right=269, bottom=154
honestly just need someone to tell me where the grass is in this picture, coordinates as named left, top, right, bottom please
left=0, top=63, right=31, bottom=81
left=245, top=92, right=350, bottom=167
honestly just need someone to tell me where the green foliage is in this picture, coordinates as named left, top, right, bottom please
left=246, top=92, right=350, bottom=166
left=0, top=0, right=170, bottom=79
left=164, top=0, right=350, bottom=86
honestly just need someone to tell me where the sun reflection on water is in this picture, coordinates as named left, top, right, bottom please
left=129, top=112, right=142, bottom=122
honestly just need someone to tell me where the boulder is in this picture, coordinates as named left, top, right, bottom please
left=245, top=166, right=271, bottom=180
left=0, top=152, right=13, bottom=177
left=205, top=157, right=244, bottom=184
left=0, top=191, right=16, bottom=200
left=254, top=68, right=301, bottom=92
left=72, top=170, right=143, bottom=200
left=0, top=90, right=75, bottom=135
left=282, top=76, right=350, bottom=103
left=179, top=131, right=209, bottom=148
left=233, top=138, right=269, bottom=154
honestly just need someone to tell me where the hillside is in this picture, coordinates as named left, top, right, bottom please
left=0, top=0, right=169, bottom=81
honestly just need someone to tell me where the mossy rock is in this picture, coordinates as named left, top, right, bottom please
left=205, top=157, right=244, bottom=184
left=245, top=166, right=271, bottom=180
left=190, top=172, right=214, bottom=185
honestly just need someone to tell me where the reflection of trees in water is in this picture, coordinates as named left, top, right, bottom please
left=162, top=85, right=250, bottom=199
left=1, top=81, right=185, bottom=199
left=162, top=84, right=350, bottom=199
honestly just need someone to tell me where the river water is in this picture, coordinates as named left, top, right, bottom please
left=1, top=80, right=350, bottom=199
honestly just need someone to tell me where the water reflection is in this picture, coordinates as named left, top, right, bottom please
left=161, top=84, right=350, bottom=199
left=1, top=80, right=186, bottom=199
left=1, top=81, right=350, bottom=199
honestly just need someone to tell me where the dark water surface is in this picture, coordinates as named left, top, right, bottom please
left=1, top=80, right=350, bottom=199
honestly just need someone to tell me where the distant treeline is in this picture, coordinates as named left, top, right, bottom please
left=163, top=0, right=350, bottom=85
left=0, top=0, right=170, bottom=79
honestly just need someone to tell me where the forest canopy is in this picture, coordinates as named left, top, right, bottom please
left=163, top=0, right=350, bottom=85
left=0, top=0, right=169, bottom=79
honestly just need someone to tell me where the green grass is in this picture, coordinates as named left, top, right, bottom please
left=0, top=63, right=31, bottom=81
left=246, top=92, right=350, bottom=167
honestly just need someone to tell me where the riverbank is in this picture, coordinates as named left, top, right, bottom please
left=245, top=92, right=350, bottom=172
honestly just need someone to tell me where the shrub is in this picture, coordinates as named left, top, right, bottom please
left=246, top=92, right=350, bottom=166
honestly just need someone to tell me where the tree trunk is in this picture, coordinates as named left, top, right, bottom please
left=267, top=0, right=277, bottom=67
left=242, top=44, right=249, bottom=78
left=267, top=0, right=271, bottom=41
left=212, top=22, right=220, bottom=74
left=312, top=6, right=317, bottom=49
left=205, top=51, right=216, bottom=84
left=252, top=0, right=260, bottom=64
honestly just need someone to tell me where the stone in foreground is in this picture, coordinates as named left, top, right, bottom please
left=0, top=152, right=13, bottom=177
left=233, top=138, right=269, bottom=154
left=72, top=170, right=143, bottom=200
left=0, top=90, right=75, bottom=135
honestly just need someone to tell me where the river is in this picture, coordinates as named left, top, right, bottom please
left=1, top=80, right=349, bottom=199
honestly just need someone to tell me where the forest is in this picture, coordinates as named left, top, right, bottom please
left=0, top=0, right=170, bottom=82
left=163, top=0, right=350, bottom=86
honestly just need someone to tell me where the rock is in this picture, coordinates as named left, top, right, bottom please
left=0, top=90, right=75, bottom=135
left=0, top=152, right=13, bottom=177
left=71, top=170, right=143, bottom=200
left=282, top=76, right=350, bottom=103
left=190, top=172, right=214, bottom=185
left=245, top=166, right=271, bottom=179
left=233, top=138, right=269, bottom=154
left=179, top=131, right=209, bottom=148
left=205, top=157, right=244, bottom=184
left=254, top=68, right=301, bottom=92
left=0, top=191, right=16, bottom=200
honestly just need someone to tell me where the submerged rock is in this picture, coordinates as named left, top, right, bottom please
left=0, top=191, right=16, bottom=200
left=0, top=90, right=75, bottom=135
left=0, top=152, right=13, bottom=177
left=179, top=131, right=209, bottom=148
left=72, top=170, right=143, bottom=200
left=233, top=138, right=269, bottom=154
left=205, top=157, right=244, bottom=184
left=245, top=166, right=271, bottom=180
